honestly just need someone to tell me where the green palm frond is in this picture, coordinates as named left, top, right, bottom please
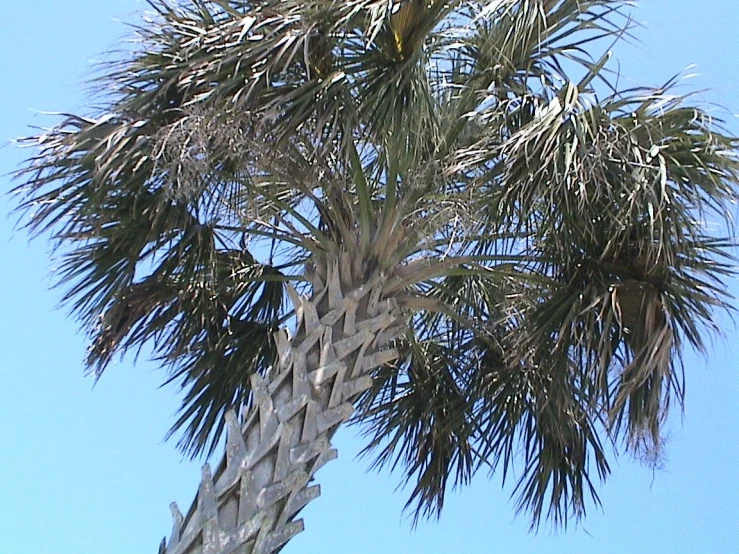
left=356, top=334, right=477, bottom=523
left=14, top=108, right=303, bottom=456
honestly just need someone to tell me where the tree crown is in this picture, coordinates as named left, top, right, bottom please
left=13, top=0, right=739, bottom=528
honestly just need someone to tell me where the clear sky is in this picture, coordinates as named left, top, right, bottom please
left=1, top=2, right=738, bottom=553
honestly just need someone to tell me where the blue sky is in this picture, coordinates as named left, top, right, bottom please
left=1, top=2, right=738, bottom=553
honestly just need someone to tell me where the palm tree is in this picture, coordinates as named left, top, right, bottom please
left=13, top=0, right=739, bottom=552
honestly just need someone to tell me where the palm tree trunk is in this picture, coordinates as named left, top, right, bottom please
left=160, top=252, right=405, bottom=554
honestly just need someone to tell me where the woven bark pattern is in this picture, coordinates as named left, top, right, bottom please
left=160, top=258, right=404, bottom=554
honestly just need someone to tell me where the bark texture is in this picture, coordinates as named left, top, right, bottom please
left=160, top=253, right=405, bottom=554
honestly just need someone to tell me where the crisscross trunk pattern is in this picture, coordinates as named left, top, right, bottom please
left=160, top=254, right=405, bottom=554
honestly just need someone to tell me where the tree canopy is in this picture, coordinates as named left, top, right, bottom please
left=13, top=0, right=739, bottom=529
